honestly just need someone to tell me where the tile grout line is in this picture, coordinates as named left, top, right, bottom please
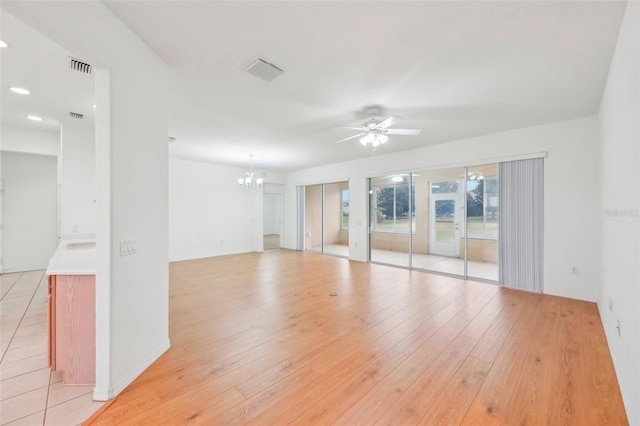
left=42, top=369, right=52, bottom=426
left=0, top=272, right=23, bottom=302
left=39, top=271, right=52, bottom=426
left=0, top=272, right=48, bottom=425
left=0, top=273, right=45, bottom=364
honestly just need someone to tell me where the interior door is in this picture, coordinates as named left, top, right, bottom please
left=429, top=180, right=464, bottom=257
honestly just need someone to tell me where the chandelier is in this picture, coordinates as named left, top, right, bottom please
left=237, top=154, right=263, bottom=189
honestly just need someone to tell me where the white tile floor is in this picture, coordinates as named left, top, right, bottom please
left=0, top=270, right=104, bottom=426
left=311, top=245, right=498, bottom=281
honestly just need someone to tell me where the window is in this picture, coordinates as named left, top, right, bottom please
left=341, top=189, right=349, bottom=230
left=371, top=183, right=415, bottom=233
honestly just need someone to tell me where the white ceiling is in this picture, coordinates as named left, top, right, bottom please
left=0, top=11, right=94, bottom=134
left=2, top=2, right=627, bottom=171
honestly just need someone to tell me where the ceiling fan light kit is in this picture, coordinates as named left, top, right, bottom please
left=360, top=133, right=388, bottom=147
left=337, top=107, right=421, bottom=150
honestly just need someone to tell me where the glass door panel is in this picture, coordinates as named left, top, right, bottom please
left=323, top=181, right=349, bottom=257
left=304, top=184, right=323, bottom=252
left=466, top=164, right=499, bottom=281
left=412, top=168, right=465, bottom=276
left=369, top=174, right=411, bottom=267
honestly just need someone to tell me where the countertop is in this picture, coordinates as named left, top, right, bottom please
left=46, top=238, right=96, bottom=275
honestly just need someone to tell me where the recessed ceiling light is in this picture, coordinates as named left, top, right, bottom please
left=10, top=87, right=31, bottom=95
left=0, top=40, right=8, bottom=48
left=27, top=115, right=43, bottom=121
left=91, top=104, right=96, bottom=109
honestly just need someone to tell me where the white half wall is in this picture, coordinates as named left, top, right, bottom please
left=285, top=115, right=601, bottom=303
left=598, top=2, right=639, bottom=423
left=3, top=1, right=170, bottom=400
left=59, top=122, right=96, bottom=238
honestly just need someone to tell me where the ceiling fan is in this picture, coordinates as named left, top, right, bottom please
left=336, top=108, right=421, bottom=148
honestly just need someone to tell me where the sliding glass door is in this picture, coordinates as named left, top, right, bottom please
left=304, top=181, right=349, bottom=257
left=370, top=164, right=499, bottom=281
left=304, top=184, right=323, bottom=252
left=369, top=174, right=412, bottom=268
left=466, top=164, right=498, bottom=281
left=411, top=168, right=465, bottom=276
left=323, top=182, right=349, bottom=257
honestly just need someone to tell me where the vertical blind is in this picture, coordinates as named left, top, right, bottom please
left=498, top=158, right=544, bottom=292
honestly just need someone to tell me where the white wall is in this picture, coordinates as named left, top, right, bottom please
left=285, top=116, right=602, bottom=303
left=598, top=2, right=639, bottom=423
left=59, top=122, right=95, bottom=238
left=1, top=125, right=59, bottom=156
left=4, top=1, right=170, bottom=400
left=1, top=152, right=57, bottom=272
left=169, top=159, right=284, bottom=261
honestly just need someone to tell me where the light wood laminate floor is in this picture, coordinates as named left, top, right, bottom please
left=93, top=249, right=627, bottom=425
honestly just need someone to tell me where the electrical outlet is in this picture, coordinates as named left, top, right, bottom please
left=609, top=297, right=613, bottom=312
left=571, top=267, right=579, bottom=275
left=616, top=318, right=621, bottom=336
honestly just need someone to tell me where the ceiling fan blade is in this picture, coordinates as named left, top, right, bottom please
left=336, top=133, right=365, bottom=144
left=383, top=128, right=421, bottom=136
left=377, top=115, right=402, bottom=129
left=337, top=126, right=366, bottom=131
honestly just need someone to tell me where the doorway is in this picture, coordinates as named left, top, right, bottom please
left=263, top=193, right=282, bottom=250
left=429, top=180, right=464, bottom=257
left=2, top=152, right=58, bottom=272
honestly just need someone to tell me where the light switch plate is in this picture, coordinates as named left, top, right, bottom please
left=120, top=239, right=137, bottom=256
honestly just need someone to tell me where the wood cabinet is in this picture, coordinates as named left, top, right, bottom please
left=48, top=274, right=96, bottom=385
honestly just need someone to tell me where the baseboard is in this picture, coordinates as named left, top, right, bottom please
left=92, top=338, right=170, bottom=401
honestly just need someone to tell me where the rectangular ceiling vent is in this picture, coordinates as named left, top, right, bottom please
left=69, top=57, right=92, bottom=74
left=244, top=58, right=284, bottom=82
left=69, top=112, right=84, bottom=120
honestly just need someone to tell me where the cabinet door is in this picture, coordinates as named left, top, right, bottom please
left=56, top=275, right=95, bottom=385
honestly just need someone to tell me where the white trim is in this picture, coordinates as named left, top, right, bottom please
left=94, top=68, right=111, bottom=400
left=93, top=339, right=170, bottom=401
left=292, top=176, right=350, bottom=187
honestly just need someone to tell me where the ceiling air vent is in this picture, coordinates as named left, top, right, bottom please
left=70, top=57, right=92, bottom=74
left=244, top=58, right=284, bottom=82
left=69, top=112, right=84, bottom=120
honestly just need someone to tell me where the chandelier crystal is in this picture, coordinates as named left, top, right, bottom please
left=238, top=154, right=263, bottom=189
